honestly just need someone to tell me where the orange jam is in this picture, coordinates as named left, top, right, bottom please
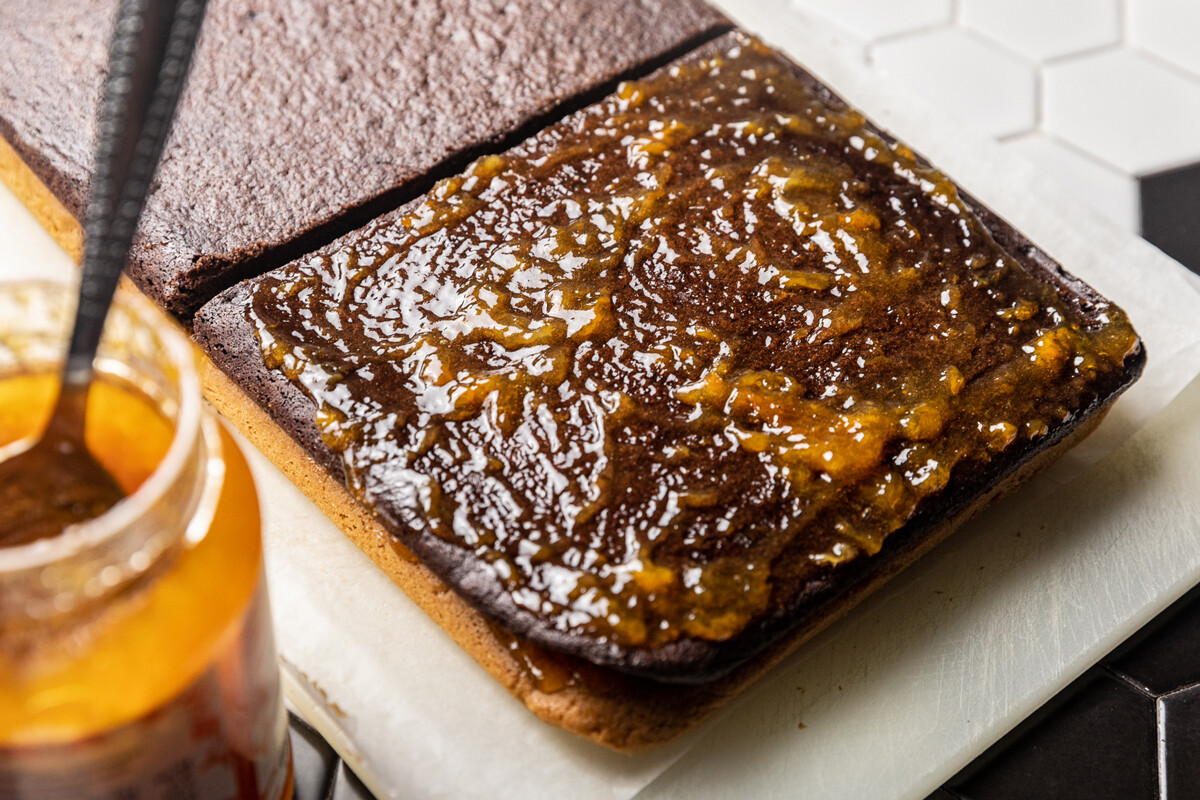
left=245, top=34, right=1141, bottom=671
left=0, top=373, right=292, bottom=799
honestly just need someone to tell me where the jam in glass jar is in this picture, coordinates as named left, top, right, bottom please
left=0, top=281, right=293, bottom=799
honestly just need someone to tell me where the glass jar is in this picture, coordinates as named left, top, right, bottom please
left=0, top=282, right=292, bottom=799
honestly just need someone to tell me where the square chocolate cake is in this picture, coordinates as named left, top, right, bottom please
left=194, top=31, right=1144, bottom=747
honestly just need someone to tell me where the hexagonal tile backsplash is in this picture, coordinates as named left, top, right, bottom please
left=1130, top=0, right=1200, bottom=77
left=791, top=0, right=1200, bottom=245
left=1044, top=49, right=1200, bottom=176
left=790, top=0, right=955, bottom=40
left=872, top=27, right=1038, bottom=138
left=962, top=0, right=1121, bottom=60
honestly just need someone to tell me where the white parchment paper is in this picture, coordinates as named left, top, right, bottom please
left=2, top=2, right=1198, bottom=797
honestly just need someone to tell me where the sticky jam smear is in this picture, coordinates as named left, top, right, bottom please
left=248, top=35, right=1139, bottom=651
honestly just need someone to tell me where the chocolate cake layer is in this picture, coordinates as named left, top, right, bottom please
left=195, top=32, right=1144, bottom=683
left=0, top=0, right=729, bottom=317
left=0, top=2, right=113, bottom=223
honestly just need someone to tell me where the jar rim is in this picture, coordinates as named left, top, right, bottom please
left=0, top=280, right=204, bottom=572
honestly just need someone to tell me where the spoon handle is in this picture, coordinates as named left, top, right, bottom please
left=59, top=0, right=209, bottom=413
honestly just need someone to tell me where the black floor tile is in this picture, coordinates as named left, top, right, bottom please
left=946, top=672, right=1158, bottom=800
left=1106, top=583, right=1200, bottom=696
left=1141, top=160, right=1200, bottom=274
left=288, top=712, right=339, bottom=800
left=1162, top=686, right=1200, bottom=797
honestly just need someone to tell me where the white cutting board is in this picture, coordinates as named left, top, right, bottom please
left=4, top=2, right=1200, bottom=794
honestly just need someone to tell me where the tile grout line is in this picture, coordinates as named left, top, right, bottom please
left=1039, top=129, right=1138, bottom=184
left=1157, top=695, right=1168, bottom=800
left=1033, top=62, right=1043, bottom=131
left=868, top=19, right=957, bottom=50
left=941, top=9, right=1092, bottom=74
left=1159, top=682, right=1200, bottom=700
left=1040, top=39, right=1123, bottom=68
left=1156, top=684, right=1200, bottom=799
left=955, top=24, right=1038, bottom=67
left=993, top=130, right=1032, bottom=144
left=1127, top=45, right=1200, bottom=90
left=1099, top=664, right=1159, bottom=700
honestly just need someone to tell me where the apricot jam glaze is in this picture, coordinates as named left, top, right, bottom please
left=248, top=36, right=1139, bottom=651
left=0, top=285, right=290, bottom=799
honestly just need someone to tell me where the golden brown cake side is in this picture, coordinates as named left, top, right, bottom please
left=0, top=136, right=83, bottom=262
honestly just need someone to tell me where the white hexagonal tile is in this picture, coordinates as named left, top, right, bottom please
left=962, top=0, right=1121, bottom=61
left=1044, top=50, right=1200, bottom=175
left=871, top=29, right=1038, bottom=138
left=1001, top=132, right=1141, bottom=232
left=1130, top=0, right=1200, bottom=79
left=782, top=5, right=872, bottom=65
left=789, top=0, right=953, bottom=41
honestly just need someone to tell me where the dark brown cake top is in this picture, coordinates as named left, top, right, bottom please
left=245, top=35, right=1139, bottom=666
left=0, top=1, right=114, bottom=219
left=0, top=0, right=728, bottom=316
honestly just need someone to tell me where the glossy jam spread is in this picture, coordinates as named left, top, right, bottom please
left=247, top=36, right=1139, bottom=651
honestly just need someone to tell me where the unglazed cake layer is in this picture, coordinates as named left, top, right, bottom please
left=0, top=0, right=729, bottom=317
left=195, top=32, right=1144, bottom=685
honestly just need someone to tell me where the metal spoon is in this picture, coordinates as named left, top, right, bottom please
left=0, top=0, right=209, bottom=547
